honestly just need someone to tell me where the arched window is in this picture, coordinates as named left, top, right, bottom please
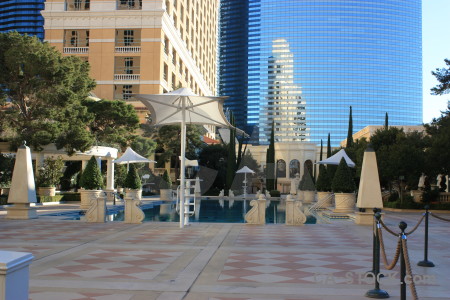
left=289, top=159, right=300, bottom=178
left=304, top=160, right=313, bottom=176
left=276, top=159, right=286, bottom=178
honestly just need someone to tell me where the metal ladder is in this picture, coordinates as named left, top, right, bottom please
left=175, top=181, right=196, bottom=216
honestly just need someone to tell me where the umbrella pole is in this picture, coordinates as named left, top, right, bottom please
left=180, top=98, right=187, bottom=228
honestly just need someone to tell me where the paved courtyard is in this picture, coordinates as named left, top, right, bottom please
left=0, top=205, right=449, bottom=300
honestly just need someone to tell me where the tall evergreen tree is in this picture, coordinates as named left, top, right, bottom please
left=384, top=112, right=389, bottom=130
left=265, top=121, right=276, bottom=191
left=346, top=106, right=353, bottom=148
left=320, top=139, right=323, bottom=161
left=226, top=112, right=237, bottom=190
left=327, top=133, right=331, bottom=158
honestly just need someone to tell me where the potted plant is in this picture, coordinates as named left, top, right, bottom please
left=299, top=169, right=315, bottom=203
left=316, top=165, right=333, bottom=206
left=331, top=157, right=356, bottom=213
left=37, top=157, right=64, bottom=196
left=159, top=170, right=172, bottom=201
left=79, top=156, right=104, bottom=210
left=123, top=164, right=142, bottom=200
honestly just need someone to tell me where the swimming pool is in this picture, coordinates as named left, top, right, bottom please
left=50, top=199, right=317, bottom=224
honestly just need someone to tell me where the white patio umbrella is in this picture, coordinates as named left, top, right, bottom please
left=316, top=149, right=356, bottom=168
left=113, top=147, right=155, bottom=170
left=236, top=166, right=255, bottom=198
left=133, top=88, right=235, bottom=228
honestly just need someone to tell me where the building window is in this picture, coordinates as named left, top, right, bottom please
left=124, top=57, right=134, bottom=74
left=289, top=160, right=300, bottom=178
left=117, top=0, right=142, bottom=10
left=277, top=159, right=286, bottom=178
left=124, top=30, right=134, bottom=46
left=123, top=85, right=133, bottom=100
left=164, top=37, right=169, bottom=55
left=66, top=0, right=90, bottom=11
left=163, top=63, right=168, bottom=81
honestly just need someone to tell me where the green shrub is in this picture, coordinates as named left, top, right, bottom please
left=269, top=190, right=280, bottom=197
left=159, top=170, right=171, bottom=189
left=0, top=196, right=7, bottom=205
left=60, top=192, right=81, bottom=202
left=37, top=157, right=65, bottom=187
left=300, top=169, right=315, bottom=191
left=38, top=195, right=64, bottom=203
left=316, top=165, right=331, bottom=192
left=331, top=158, right=356, bottom=193
left=79, top=156, right=103, bottom=190
left=124, top=164, right=142, bottom=189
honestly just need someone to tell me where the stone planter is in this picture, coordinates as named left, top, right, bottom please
left=333, top=193, right=356, bottom=213
left=411, top=190, right=423, bottom=203
left=79, top=189, right=103, bottom=210
left=296, top=190, right=304, bottom=201
left=38, top=187, right=56, bottom=197
left=160, top=189, right=172, bottom=201
left=125, top=189, right=142, bottom=200
left=303, top=190, right=315, bottom=203
left=317, top=191, right=333, bottom=207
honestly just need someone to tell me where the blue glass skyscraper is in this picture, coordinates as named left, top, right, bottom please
left=0, top=0, right=45, bottom=40
left=219, top=0, right=422, bottom=146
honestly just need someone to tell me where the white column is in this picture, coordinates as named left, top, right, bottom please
left=106, top=156, right=114, bottom=190
left=180, top=97, right=187, bottom=228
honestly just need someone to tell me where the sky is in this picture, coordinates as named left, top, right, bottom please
left=422, top=0, right=450, bottom=123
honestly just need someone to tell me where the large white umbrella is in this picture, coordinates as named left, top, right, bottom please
left=133, top=88, right=234, bottom=228
left=316, top=149, right=356, bottom=168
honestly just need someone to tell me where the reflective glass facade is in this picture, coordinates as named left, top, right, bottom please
left=219, top=0, right=422, bottom=146
left=0, top=0, right=45, bottom=40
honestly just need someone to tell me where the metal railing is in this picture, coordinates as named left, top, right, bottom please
left=114, top=74, right=140, bottom=81
left=115, top=46, right=141, bottom=53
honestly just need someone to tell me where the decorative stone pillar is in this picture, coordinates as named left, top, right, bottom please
left=245, top=194, right=266, bottom=225
left=79, top=189, right=103, bottom=210
left=285, top=194, right=306, bottom=225
left=105, top=153, right=115, bottom=202
left=124, top=194, right=145, bottom=224
left=85, top=193, right=106, bottom=223
left=6, top=144, right=38, bottom=219
left=0, top=250, right=34, bottom=300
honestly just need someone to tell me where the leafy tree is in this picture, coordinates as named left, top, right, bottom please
left=124, top=164, right=142, bottom=190
left=266, top=121, right=276, bottom=191
left=0, top=154, right=14, bottom=187
left=82, top=99, right=140, bottom=149
left=424, top=106, right=450, bottom=175
left=79, top=156, right=103, bottom=190
left=114, top=164, right=127, bottom=188
left=145, top=124, right=204, bottom=178
left=346, top=106, right=353, bottom=148
left=130, top=136, right=156, bottom=159
left=332, top=158, right=356, bottom=193
left=431, top=58, right=450, bottom=95
left=37, top=156, right=65, bottom=187
left=0, top=32, right=96, bottom=153
left=371, top=127, right=428, bottom=190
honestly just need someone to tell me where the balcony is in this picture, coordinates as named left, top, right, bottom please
left=114, top=74, right=140, bottom=81
left=63, top=47, right=89, bottom=54
left=115, top=46, right=141, bottom=53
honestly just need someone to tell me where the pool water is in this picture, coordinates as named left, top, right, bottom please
left=107, top=199, right=317, bottom=224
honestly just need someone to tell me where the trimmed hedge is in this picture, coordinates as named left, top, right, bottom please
left=79, top=156, right=103, bottom=190
left=38, top=195, right=64, bottom=203
left=124, top=164, right=142, bottom=189
left=331, top=158, right=356, bottom=193
left=60, top=192, right=81, bottom=202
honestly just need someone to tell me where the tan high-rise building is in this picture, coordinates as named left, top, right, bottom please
left=42, top=0, right=218, bottom=121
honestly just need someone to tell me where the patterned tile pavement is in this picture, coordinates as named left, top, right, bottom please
left=0, top=208, right=449, bottom=300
